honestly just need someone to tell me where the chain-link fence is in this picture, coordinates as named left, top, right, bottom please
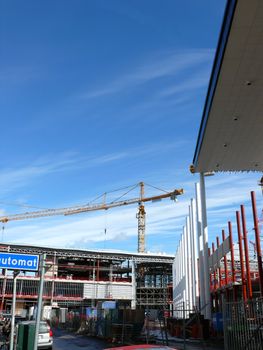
left=223, top=297, right=263, bottom=350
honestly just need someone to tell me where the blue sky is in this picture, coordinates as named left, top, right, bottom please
left=0, top=0, right=262, bottom=254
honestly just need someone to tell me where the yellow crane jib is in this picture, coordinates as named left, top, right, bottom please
left=0, top=182, right=184, bottom=253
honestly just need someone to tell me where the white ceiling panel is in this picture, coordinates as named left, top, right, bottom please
left=193, top=0, right=263, bottom=172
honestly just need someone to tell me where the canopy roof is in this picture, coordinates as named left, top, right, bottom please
left=192, top=0, right=263, bottom=173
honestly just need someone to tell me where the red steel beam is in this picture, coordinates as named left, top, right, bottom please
left=251, top=191, right=263, bottom=297
left=236, top=211, right=247, bottom=301
left=241, top=205, right=253, bottom=299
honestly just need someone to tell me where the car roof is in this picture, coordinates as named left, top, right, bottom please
left=19, top=320, right=48, bottom=325
left=104, top=345, right=176, bottom=349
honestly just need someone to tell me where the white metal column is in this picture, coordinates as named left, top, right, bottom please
left=186, top=216, right=193, bottom=311
left=195, top=182, right=205, bottom=316
left=183, top=225, right=189, bottom=317
left=190, top=198, right=199, bottom=306
left=199, top=173, right=211, bottom=320
left=179, top=238, right=183, bottom=317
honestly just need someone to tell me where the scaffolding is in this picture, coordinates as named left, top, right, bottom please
left=0, top=243, right=173, bottom=313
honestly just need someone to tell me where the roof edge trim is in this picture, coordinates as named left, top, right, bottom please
left=192, top=0, right=237, bottom=169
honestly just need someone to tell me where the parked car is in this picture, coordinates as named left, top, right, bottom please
left=104, top=345, right=177, bottom=350
left=16, top=320, right=53, bottom=349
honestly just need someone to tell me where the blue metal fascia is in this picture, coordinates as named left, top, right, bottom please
left=192, top=0, right=238, bottom=169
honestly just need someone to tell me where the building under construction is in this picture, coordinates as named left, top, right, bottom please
left=0, top=243, right=173, bottom=316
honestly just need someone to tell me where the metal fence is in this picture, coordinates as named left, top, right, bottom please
left=223, top=297, right=263, bottom=350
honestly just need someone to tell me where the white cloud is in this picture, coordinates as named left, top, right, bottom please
left=0, top=142, right=188, bottom=198
left=1, top=168, right=261, bottom=254
left=80, top=49, right=213, bottom=99
left=160, top=69, right=211, bottom=97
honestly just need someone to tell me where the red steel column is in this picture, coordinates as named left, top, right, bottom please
left=216, top=237, right=222, bottom=312
left=222, top=230, right=230, bottom=301
left=216, top=236, right=222, bottom=290
left=236, top=211, right=247, bottom=301
left=251, top=191, right=263, bottom=297
left=208, top=248, right=212, bottom=290
left=212, top=242, right=217, bottom=292
left=208, top=248, right=213, bottom=309
left=228, top=221, right=237, bottom=301
left=212, top=242, right=218, bottom=312
left=241, top=205, right=253, bottom=299
left=222, top=230, right=228, bottom=286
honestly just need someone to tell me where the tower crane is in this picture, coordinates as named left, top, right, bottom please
left=0, top=182, right=183, bottom=253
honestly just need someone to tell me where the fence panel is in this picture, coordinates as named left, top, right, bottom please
left=223, top=298, right=263, bottom=350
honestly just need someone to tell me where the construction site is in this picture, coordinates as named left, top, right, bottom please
left=0, top=243, right=174, bottom=312
left=0, top=183, right=178, bottom=344
left=0, top=183, right=262, bottom=348
left=0, top=0, right=263, bottom=349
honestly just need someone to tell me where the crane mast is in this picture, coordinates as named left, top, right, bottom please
left=137, top=182, right=146, bottom=253
left=0, top=182, right=183, bottom=253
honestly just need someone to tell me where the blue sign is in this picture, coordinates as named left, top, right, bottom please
left=86, top=307, right=97, bottom=318
left=212, top=312, right=223, bottom=332
left=0, top=252, right=39, bottom=271
left=102, top=301, right=117, bottom=309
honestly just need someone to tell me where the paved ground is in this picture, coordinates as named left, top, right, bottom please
left=52, top=329, right=225, bottom=350
left=163, top=338, right=224, bottom=350
left=53, top=329, right=109, bottom=350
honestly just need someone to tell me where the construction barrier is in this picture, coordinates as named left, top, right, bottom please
left=223, top=297, right=263, bottom=350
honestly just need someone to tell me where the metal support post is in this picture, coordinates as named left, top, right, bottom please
left=189, top=205, right=195, bottom=307
left=131, top=260, right=136, bottom=310
left=216, top=236, right=222, bottom=290
left=179, top=239, right=183, bottom=318
left=10, top=270, right=20, bottom=350
left=195, top=183, right=205, bottom=315
left=182, top=227, right=188, bottom=316
left=33, top=254, right=46, bottom=350
left=190, top=199, right=199, bottom=306
left=251, top=191, right=263, bottom=296
left=97, top=259, right=100, bottom=281
left=216, top=236, right=222, bottom=312
left=92, top=262, right=96, bottom=307
left=183, top=227, right=188, bottom=311
left=222, top=229, right=230, bottom=301
left=241, top=205, right=253, bottom=299
left=236, top=211, right=247, bottom=301
left=212, top=242, right=217, bottom=292
left=0, top=269, right=7, bottom=311
left=212, top=242, right=218, bottom=312
left=186, top=216, right=193, bottom=311
left=183, top=301, right=186, bottom=350
left=199, top=173, right=211, bottom=319
left=208, top=248, right=213, bottom=309
left=228, top=221, right=237, bottom=301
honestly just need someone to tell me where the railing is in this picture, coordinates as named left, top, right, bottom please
left=223, top=297, right=263, bottom=350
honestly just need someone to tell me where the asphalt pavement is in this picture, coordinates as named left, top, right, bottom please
left=52, top=329, right=224, bottom=350
left=53, top=329, right=109, bottom=350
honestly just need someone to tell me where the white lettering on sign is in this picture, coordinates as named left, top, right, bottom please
left=0, top=254, right=39, bottom=271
